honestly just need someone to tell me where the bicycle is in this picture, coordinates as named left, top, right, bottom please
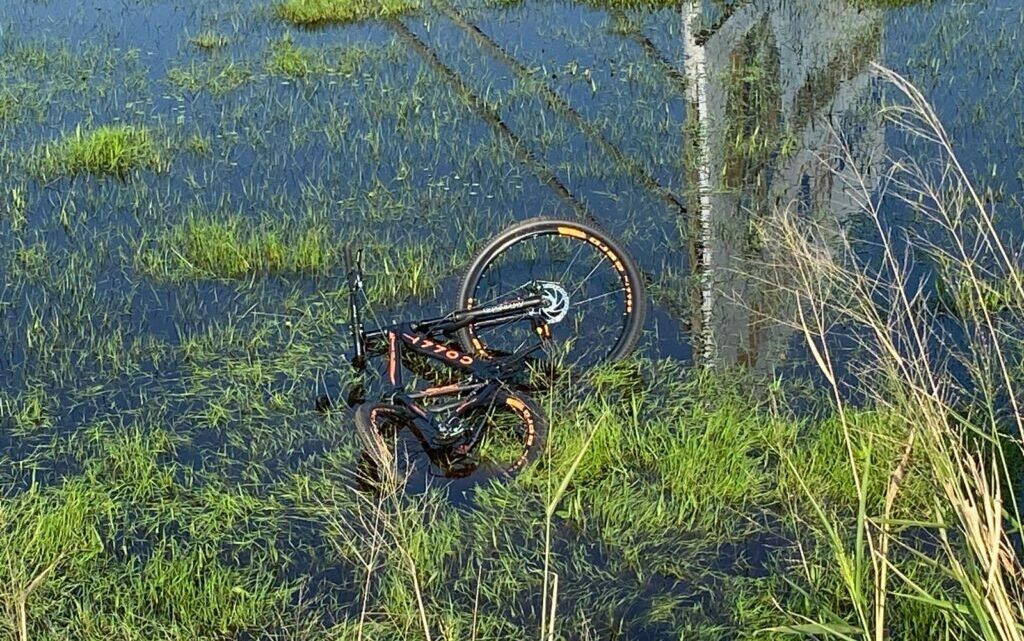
left=344, top=217, right=646, bottom=484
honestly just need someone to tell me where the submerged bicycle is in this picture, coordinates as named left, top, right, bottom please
left=344, top=217, right=646, bottom=483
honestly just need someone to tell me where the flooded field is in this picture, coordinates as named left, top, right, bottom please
left=1, top=0, right=1023, bottom=638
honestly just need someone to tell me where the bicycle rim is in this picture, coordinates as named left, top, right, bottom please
left=458, top=219, right=644, bottom=373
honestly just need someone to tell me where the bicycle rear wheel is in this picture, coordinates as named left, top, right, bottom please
left=352, top=390, right=547, bottom=485
left=457, top=217, right=646, bottom=374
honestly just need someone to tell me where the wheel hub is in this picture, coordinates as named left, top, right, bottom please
left=537, top=281, right=570, bottom=324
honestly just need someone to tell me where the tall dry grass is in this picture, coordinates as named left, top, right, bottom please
left=763, top=65, right=1024, bottom=640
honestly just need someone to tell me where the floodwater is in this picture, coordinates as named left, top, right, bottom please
left=1, top=0, right=1023, bottom=636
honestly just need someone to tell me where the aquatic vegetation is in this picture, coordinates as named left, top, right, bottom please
left=762, top=68, right=1024, bottom=641
left=189, top=31, right=231, bottom=50
left=2, top=186, right=28, bottom=230
left=0, top=90, right=20, bottom=122
left=267, top=35, right=383, bottom=79
left=138, top=213, right=338, bottom=280
left=0, top=0, right=1021, bottom=638
left=266, top=34, right=329, bottom=77
left=274, top=0, right=421, bottom=26
left=183, top=133, right=213, bottom=156
left=10, top=242, right=50, bottom=283
left=34, top=125, right=163, bottom=178
left=166, top=59, right=253, bottom=95
left=0, top=387, right=53, bottom=436
left=934, top=264, right=1024, bottom=317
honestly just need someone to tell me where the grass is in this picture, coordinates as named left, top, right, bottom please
left=0, top=351, right=985, bottom=640
left=35, top=125, right=163, bottom=178
left=137, top=212, right=337, bottom=280
left=266, top=34, right=330, bottom=77
left=1, top=0, right=1022, bottom=639
left=189, top=31, right=230, bottom=51
left=0, top=473, right=292, bottom=640
left=0, top=90, right=20, bottom=122
left=757, top=67, right=1024, bottom=640
left=2, top=186, right=28, bottom=230
left=136, top=209, right=466, bottom=305
left=934, top=261, right=1024, bottom=317
left=266, top=35, right=380, bottom=78
left=0, top=387, right=53, bottom=436
left=166, top=59, right=253, bottom=95
left=274, top=0, right=421, bottom=26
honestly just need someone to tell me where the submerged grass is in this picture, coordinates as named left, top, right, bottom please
left=0, top=352, right=969, bottom=640
left=166, top=59, right=253, bottom=95
left=34, top=125, right=163, bottom=178
left=265, top=35, right=377, bottom=78
left=2, top=1, right=1020, bottom=640
left=0, top=90, right=20, bottom=123
left=274, top=0, right=421, bottom=26
left=266, top=34, right=329, bottom=77
left=136, top=211, right=462, bottom=303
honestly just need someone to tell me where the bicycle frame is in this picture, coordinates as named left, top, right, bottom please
left=345, top=247, right=546, bottom=372
left=343, top=247, right=548, bottom=455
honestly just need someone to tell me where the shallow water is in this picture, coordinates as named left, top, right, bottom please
left=1, top=0, right=1023, bottom=636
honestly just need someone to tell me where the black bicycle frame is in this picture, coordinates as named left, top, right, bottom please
left=345, top=247, right=546, bottom=375
left=343, top=247, right=547, bottom=452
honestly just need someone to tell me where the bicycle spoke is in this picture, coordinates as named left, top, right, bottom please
left=558, top=241, right=586, bottom=285
left=572, top=287, right=626, bottom=309
left=568, top=252, right=609, bottom=299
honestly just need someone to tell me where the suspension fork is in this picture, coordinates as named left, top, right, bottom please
left=345, top=247, right=366, bottom=370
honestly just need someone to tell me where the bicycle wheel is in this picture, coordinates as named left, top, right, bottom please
left=468, top=389, right=547, bottom=478
left=352, top=390, right=547, bottom=484
left=353, top=403, right=403, bottom=489
left=457, top=217, right=646, bottom=374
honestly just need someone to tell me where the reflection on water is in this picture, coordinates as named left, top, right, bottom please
left=683, top=0, right=886, bottom=371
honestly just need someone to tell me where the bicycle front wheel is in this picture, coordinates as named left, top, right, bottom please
left=457, top=217, right=646, bottom=374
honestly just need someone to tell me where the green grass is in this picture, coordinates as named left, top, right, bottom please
left=0, top=355, right=973, bottom=639
left=0, top=472, right=291, bottom=640
left=1, top=1, right=1020, bottom=639
left=136, top=211, right=462, bottom=303
left=266, top=34, right=331, bottom=77
left=2, top=186, right=28, bottom=230
left=137, top=212, right=338, bottom=280
left=0, top=386, right=53, bottom=436
left=189, top=31, right=230, bottom=51
left=0, top=90, right=20, bottom=122
left=274, top=0, right=421, bottom=26
left=35, top=125, right=163, bottom=178
left=934, top=264, right=1024, bottom=316
left=166, top=59, right=253, bottom=95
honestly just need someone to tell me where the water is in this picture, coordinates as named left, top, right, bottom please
left=1, top=0, right=1023, bottom=636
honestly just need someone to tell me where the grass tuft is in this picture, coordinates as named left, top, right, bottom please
left=189, top=31, right=230, bottom=50
left=274, top=0, right=421, bottom=26
left=0, top=90, right=20, bottom=122
left=35, top=125, right=162, bottom=178
left=166, top=60, right=253, bottom=95
left=266, top=34, right=329, bottom=77
left=138, top=213, right=337, bottom=280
